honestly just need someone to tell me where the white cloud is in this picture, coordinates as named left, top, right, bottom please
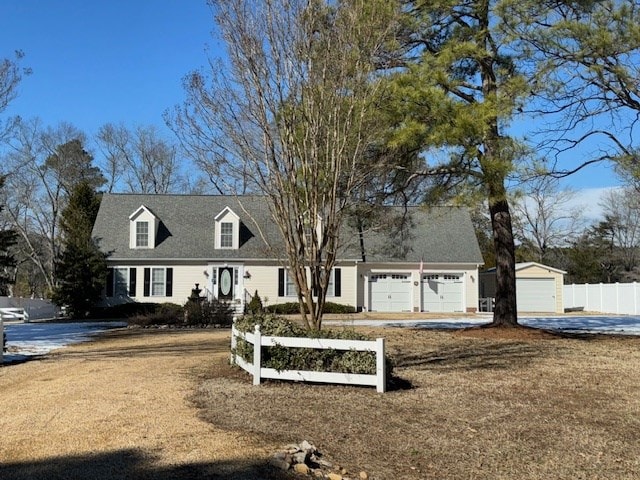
left=567, top=186, right=624, bottom=221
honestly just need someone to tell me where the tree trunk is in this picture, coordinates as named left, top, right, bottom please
left=488, top=187, right=518, bottom=327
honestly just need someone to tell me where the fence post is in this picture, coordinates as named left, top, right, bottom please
left=584, top=283, right=589, bottom=312
left=1, top=315, right=3, bottom=364
left=376, top=338, right=386, bottom=393
left=253, top=325, right=262, bottom=386
left=599, top=283, right=604, bottom=313
left=230, top=324, right=237, bottom=365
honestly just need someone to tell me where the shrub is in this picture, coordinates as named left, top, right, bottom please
left=90, top=302, right=176, bottom=320
left=323, top=302, right=357, bottom=314
left=233, top=314, right=393, bottom=379
left=128, top=303, right=184, bottom=326
left=247, top=290, right=264, bottom=314
left=265, top=302, right=356, bottom=315
left=184, top=298, right=234, bottom=326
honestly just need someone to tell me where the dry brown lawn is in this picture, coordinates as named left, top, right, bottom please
left=2, top=324, right=640, bottom=480
left=0, top=328, right=286, bottom=480
left=195, top=326, right=640, bottom=480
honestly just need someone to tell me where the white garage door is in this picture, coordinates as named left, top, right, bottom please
left=369, top=274, right=412, bottom=312
left=517, top=278, right=556, bottom=312
left=422, top=273, right=464, bottom=312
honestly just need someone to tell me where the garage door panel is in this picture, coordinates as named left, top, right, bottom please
left=421, top=273, right=463, bottom=312
left=369, top=274, right=412, bottom=312
left=517, top=278, right=555, bottom=312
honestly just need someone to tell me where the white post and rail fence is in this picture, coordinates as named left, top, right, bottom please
left=231, top=324, right=387, bottom=393
left=564, top=282, right=640, bottom=315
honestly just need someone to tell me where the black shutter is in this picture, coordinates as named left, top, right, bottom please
left=278, top=268, right=285, bottom=297
left=129, top=268, right=136, bottom=297
left=143, top=268, right=150, bottom=297
left=166, top=268, right=173, bottom=297
left=106, top=268, right=114, bottom=297
left=334, top=268, right=341, bottom=297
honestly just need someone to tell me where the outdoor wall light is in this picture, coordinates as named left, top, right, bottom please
left=244, top=271, right=251, bottom=279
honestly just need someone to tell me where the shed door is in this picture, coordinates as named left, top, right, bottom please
left=369, top=274, right=412, bottom=312
left=422, top=274, right=464, bottom=312
left=517, top=278, right=556, bottom=312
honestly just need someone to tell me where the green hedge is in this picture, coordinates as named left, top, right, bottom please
left=89, top=302, right=182, bottom=320
left=233, top=314, right=393, bottom=378
left=128, top=303, right=185, bottom=326
left=183, top=299, right=234, bottom=326
left=265, top=301, right=356, bottom=315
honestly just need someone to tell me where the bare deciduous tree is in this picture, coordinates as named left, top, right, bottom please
left=169, top=0, right=398, bottom=329
left=598, top=187, right=640, bottom=278
left=513, top=176, right=585, bottom=264
left=96, top=123, right=187, bottom=194
left=0, top=119, right=102, bottom=293
left=0, top=50, right=30, bottom=140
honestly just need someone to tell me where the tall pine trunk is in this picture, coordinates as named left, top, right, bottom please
left=488, top=185, right=518, bottom=326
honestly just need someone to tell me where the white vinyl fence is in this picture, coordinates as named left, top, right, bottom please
left=231, top=324, right=387, bottom=392
left=564, top=282, right=640, bottom=315
left=0, top=308, right=29, bottom=322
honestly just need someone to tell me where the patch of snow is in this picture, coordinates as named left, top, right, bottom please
left=3, top=322, right=126, bottom=363
left=325, top=315, right=640, bottom=335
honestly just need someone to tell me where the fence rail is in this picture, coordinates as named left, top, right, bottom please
left=564, top=282, right=640, bottom=315
left=0, top=308, right=28, bottom=322
left=231, top=324, right=387, bottom=392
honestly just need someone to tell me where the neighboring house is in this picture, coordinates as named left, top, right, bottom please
left=479, top=262, right=566, bottom=314
left=92, top=194, right=484, bottom=313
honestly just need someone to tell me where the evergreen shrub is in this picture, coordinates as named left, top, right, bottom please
left=233, top=314, right=393, bottom=378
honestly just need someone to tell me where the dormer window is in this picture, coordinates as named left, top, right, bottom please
left=220, top=222, right=233, bottom=248
left=129, top=205, right=158, bottom=249
left=214, top=207, right=240, bottom=250
left=136, top=221, right=149, bottom=247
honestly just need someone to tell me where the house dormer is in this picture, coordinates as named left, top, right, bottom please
left=129, top=205, right=159, bottom=249
left=215, top=206, right=240, bottom=249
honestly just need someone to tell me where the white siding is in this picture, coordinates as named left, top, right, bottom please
left=105, top=264, right=209, bottom=305
left=243, top=264, right=358, bottom=308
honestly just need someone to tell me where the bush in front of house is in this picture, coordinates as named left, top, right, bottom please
left=128, top=303, right=185, bottom=326
left=184, top=298, right=234, bottom=326
left=89, top=302, right=176, bottom=320
left=233, top=314, right=392, bottom=377
left=265, top=301, right=356, bottom=315
left=246, top=290, right=264, bottom=314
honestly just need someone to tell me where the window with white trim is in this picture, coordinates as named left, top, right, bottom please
left=285, top=270, right=297, bottom=297
left=136, top=221, right=149, bottom=247
left=114, top=268, right=129, bottom=296
left=151, top=268, right=165, bottom=296
left=283, top=269, right=337, bottom=297
left=220, top=222, right=233, bottom=248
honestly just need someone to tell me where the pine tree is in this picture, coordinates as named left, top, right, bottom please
left=52, top=181, right=106, bottom=317
left=0, top=176, right=17, bottom=295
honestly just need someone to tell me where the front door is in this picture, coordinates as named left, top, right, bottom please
left=218, top=267, right=234, bottom=301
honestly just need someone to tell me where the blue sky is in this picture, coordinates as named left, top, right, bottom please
left=0, top=0, right=623, bottom=198
left=1, top=0, right=215, bottom=136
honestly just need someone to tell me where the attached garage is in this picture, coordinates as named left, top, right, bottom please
left=422, top=273, right=464, bottom=312
left=369, top=273, right=413, bottom=312
left=479, top=262, right=566, bottom=313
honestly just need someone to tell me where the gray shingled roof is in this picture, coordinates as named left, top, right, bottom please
left=92, top=194, right=483, bottom=264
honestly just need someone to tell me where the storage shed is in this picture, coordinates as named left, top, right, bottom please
left=479, top=262, right=566, bottom=313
